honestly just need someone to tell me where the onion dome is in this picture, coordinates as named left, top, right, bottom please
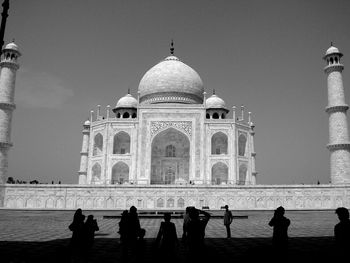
left=326, top=46, right=340, bottom=55
left=115, top=93, right=138, bottom=109
left=206, top=94, right=226, bottom=109
left=138, top=55, right=204, bottom=104
left=4, top=41, right=19, bottom=51
left=84, top=120, right=91, bottom=126
left=324, top=43, right=343, bottom=59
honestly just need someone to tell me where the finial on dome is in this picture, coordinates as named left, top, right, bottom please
left=213, top=89, right=215, bottom=95
left=331, top=41, right=333, bottom=47
left=128, top=88, right=130, bottom=94
left=170, top=39, right=174, bottom=55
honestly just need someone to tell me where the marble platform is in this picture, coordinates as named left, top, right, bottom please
left=1, top=184, right=350, bottom=210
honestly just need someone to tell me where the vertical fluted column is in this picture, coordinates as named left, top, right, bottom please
left=324, top=45, right=350, bottom=184
left=0, top=42, right=20, bottom=184
left=78, top=120, right=90, bottom=184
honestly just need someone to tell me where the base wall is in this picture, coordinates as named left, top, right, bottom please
left=1, top=184, right=350, bottom=210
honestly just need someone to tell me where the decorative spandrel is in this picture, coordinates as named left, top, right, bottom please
left=150, top=121, right=192, bottom=138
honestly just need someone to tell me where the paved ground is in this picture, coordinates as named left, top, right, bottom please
left=0, top=210, right=342, bottom=263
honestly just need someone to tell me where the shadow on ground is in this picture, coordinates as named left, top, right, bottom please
left=0, top=236, right=337, bottom=263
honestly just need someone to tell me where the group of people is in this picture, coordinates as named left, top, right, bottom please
left=118, top=206, right=146, bottom=261
left=68, top=209, right=99, bottom=261
left=68, top=205, right=350, bottom=262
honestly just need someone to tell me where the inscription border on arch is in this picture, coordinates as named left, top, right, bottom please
left=150, top=121, right=192, bottom=138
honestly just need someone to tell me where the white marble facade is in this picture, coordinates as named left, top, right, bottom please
left=79, top=53, right=257, bottom=187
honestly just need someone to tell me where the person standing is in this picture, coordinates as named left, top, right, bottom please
left=334, top=207, right=350, bottom=255
left=155, top=213, right=179, bottom=262
left=268, top=206, right=290, bottom=256
left=84, top=215, right=99, bottom=250
left=182, top=206, right=191, bottom=241
left=186, top=207, right=211, bottom=262
left=68, top=209, right=86, bottom=261
left=223, top=205, right=233, bottom=239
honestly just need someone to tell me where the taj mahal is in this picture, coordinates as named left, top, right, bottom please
left=0, top=40, right=350, bottom=210
left=79, top=43, right=256, bottom=187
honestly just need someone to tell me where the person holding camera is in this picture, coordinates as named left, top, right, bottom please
left=186, top=207, right=211, bottom=261
left=268, top=206, right=290, bottom=256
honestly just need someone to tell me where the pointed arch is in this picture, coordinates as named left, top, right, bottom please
left=93, top=133, right=103, bottom=156
left=92, top=163, right=101, bottom=183
left=111, top=161, right=129, bottom=184
left=212, top=162, right=228, bottom=185
left=113, top=131, right=131, bottom=154
left=157, top=198, right=164, bottom=208
left=177, top=198, right=185, bottom=208
left=238, top=163, right=247, bottom=185
left=238, top=134, right=247, bottom=156
left=167, top=198, right=175, bottom=208
left=211, top=132, right=228, bottom=155
left=151, top=128, right=190, bottom=184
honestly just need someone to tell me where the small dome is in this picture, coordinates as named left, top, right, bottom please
left=138, top=55, right=204, bottom=104
left=115, top=94, right=138, bottom=108
left=84, top=120, right=91, bottom=126
left=325, top=45, right=340, bottom=55
left=4, top=41, right=19, bottom=52
left=206, top=94, right=226, bottom=109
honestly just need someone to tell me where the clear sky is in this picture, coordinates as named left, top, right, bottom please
left=4, top=0, right=350, bottom=184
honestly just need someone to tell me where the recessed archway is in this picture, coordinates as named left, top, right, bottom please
left=212, top=162, right=228, bottom=185
left=111, top=161, right=129, bottom=184
left=151, top=128, right=190, bottom=185
left=113, top=131, right=130, bottom=154
left=93, top=133, right=103, bottom=156
left=211, top=132, right=228, bottom=155
left=238, top=134, right=247, bottom=156
left=238, top=163, right=247, bottom=185
left=91, top=163, right=101, bottom=183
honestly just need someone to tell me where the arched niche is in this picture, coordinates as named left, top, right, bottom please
left=167, top=198, right=174, bottom=208
left=211, top=132, right=228, bottom=155
left=157, top=198, right=164, bottom=208
left=113, top=131, right=131, bottom=154
left=93, top=133, right=103, bottom=156
left=212, top=162, right=228, bottom=185
left=238, top=134, right=247, bottom=156
left=92, top=163, right=101, bottom=183
left=111, top=161, right=129, bottom=184
left=177, top=198, right=185, bottom=208
left=151, top=128, right=190, bottom=185
left=238, top=163, right=247, bottom=185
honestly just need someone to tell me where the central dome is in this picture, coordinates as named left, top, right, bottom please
left=138, top=55, right=204, bottom=104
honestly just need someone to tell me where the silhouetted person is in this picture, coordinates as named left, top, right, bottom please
left=155, top=213, right=179, bottom=262
left=334, top=207, right=350, bottom=255
left=127, top=206, right=141, bottom=242
left=84, top=215, right=99, bottom=249
left=269, top=206, right=290, bottom=257
left=118, top=210, right=129, bottom=262
left=186, top=207, right=211, bottom=262
left=223, top=205, right=233, bottom=239
left=68, top=209, right=85, bottom=261
left=123, top=206, right=144, bottom=262
left=182, top=206, right=191, bottom=241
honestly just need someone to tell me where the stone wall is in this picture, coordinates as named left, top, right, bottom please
left=1, top=184, right=350, bottom=210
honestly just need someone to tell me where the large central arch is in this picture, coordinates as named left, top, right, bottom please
left=151, top=128, right=190, bottom=184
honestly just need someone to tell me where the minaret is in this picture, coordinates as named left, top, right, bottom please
left=0, top=41, right=20, bottom=184
left=324, top=44, right=350, bottom=184
left=78, top=120, right=91, bottom=184
left=248, top=113, right=257, bottom=185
